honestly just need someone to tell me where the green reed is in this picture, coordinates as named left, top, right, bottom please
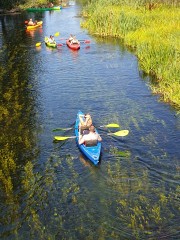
left=81, top=3, right=180, bottom=109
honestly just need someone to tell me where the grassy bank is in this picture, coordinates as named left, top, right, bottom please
left=81, top=3, right=180, bottom=109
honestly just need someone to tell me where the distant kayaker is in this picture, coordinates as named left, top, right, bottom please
left=69, top=34, right=74, bottom=43
left=79, top=125, right=102, bottom=145
left=71, top=37, right=80, bottom=45
left=48, top=35, right=55, bottom=43
left=69, top=34, right=79, bottom=45
left=28, top=18, right=35, bottom=26
left=48, top=2, right=54, bottom=7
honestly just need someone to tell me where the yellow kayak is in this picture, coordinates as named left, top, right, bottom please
left=26, top=21, right=43, bottom=30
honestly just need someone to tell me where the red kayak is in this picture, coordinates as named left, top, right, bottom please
left=66, top=40, right=80, bottom=50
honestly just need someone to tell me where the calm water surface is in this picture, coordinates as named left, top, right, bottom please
left=0, top=2, right=180, bottom=239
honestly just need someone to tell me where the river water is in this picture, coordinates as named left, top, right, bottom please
left=0, top=2, right=180, bottom=239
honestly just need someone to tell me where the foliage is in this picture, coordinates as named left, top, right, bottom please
left=0, top=0, right=59, bottom=10
left=79, top=0, right=179, bottom=7
left=18, top=0, right=49, bottom=10
left=81, top=3, right=180, bottom=108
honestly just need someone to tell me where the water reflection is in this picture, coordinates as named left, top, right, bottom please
left=68, top=48, right=80, bottom=61
left=25, top=27, right=43, bottom=38
left=79, top=154, right=94, bottom=168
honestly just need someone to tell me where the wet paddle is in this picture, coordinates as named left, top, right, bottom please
left=36, top=32, right=60, bottom=47
left=107, top=130, right=129, bottom=137
left=54, top=136, right=76, bottom=141
left=54, top=129, right=129, bottom=141
left=54, top=32, right=60, bottom=37
left=99, top=123, right=120, bottom=128
left=59, top=38, right=90, bottom=44
left=52, top=123, right=120, bottom=132
left=79, top=40, right=90, bottom=43
left=57, top=43, right=64, bottom=46
left=52, top=127, right=73, bottom=132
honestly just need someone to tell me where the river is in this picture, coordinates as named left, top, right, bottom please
left=0, top=1, right=180, bottom=239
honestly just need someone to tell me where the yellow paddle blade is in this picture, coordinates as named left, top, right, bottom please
left=105, top=123, right=120, bottom=128
left=36, top=42, right=41, bottom=47
left=108, top=130, right=129, bottom=137
left=54, top=136, right=76, bottom=141
left=54, top=32, right=60, bottom=37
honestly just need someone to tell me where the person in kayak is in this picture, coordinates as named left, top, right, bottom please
left=28, top=18, right=35, bottom=26
left=71, top=36, right=80, bottom=45
left=48, top=2, right=54, bottom=7
left=69, top=34, right=79, bottom=45
left=69, top=34, right=74, bottom=43
left=79, top=125, right=102, bottom=145
left=79, top=113, right=92, bottom=133
left=48, top=35, right=55, bottom=43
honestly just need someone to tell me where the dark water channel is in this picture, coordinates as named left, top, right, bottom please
left=0, top=2, right=180, bottom=239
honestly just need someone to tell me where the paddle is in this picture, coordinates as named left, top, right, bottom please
left=59, top=38, right=90, bottom=44
left=54, top=32, right=60, bottom=37
left=36, top=32, right=60, bottom=47
left=54, top=130, right=129, bottom=141
left=52, top=127, right=73, bottom=132
left=99, top=123, right=120, bottom=128
left=52, top=123, right=120, bottom=132
left=54, top=136, right=76, bottom=141
left=79, top=40, right=91, bottom=43
left=57, top=43, right=64, bottom=47
left=107, top=130, right=129, bottom=137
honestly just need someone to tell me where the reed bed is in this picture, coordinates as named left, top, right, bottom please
left=81, top=4, right=180, bottom=109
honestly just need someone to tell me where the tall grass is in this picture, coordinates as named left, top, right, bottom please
left=81, top=3, right=180, bottom=109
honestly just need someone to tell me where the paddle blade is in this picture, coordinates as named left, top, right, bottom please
left=52, top=127, right=73, bottom=132
left=36, top=42, right=41, bottom=47
left=108, top=130, right=129, bottom=137
left=54, top=136, right=76, bottom=141
left=99, top=123, right=120, bottom=128
left=105, top=123, right=120, bottom=128
left=54, top=32, right=60, bottom=37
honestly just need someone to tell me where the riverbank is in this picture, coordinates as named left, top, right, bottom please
left=0, top=8, right=21, bottom=15
left=0, top=0, right=63, bottom=14
left=81, top=4, right=180, bottom=110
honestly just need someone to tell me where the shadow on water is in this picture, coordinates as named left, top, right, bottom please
left=0, top=2, right=180, bottom=240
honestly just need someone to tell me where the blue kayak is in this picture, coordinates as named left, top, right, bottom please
left=75, top=110, right=101, bottom=165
